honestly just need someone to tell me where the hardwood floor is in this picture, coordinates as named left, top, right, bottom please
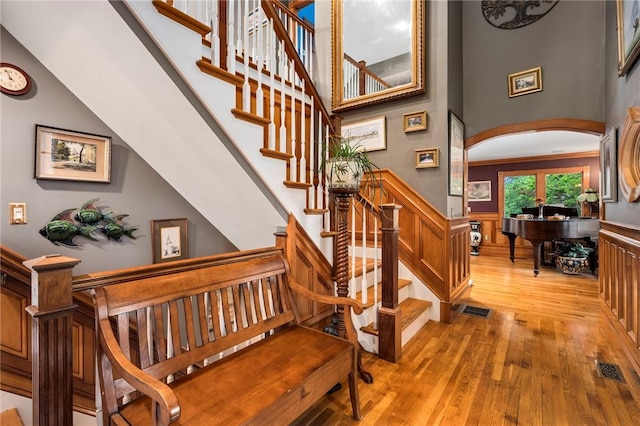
left=296, top=255, right=640, bottom=425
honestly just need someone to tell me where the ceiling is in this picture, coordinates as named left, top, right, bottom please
left=467, top=130, right=601, bottom=162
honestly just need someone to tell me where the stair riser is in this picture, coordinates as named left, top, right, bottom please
left=401, top=309, right=430, bottom=346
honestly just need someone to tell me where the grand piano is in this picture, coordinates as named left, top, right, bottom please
left=502, top=207, right=600, bottom=276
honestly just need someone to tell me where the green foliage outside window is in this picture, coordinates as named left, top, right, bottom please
left=504, top=175, right=535, bottom=217
left=503, top=172, right=583, bottom=217
left=545, top=173, right=582, bottom=210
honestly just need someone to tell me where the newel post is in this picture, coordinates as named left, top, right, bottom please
left=24, top=254, right=81, bottom=426
left=378, top=204, right=402, bottom=362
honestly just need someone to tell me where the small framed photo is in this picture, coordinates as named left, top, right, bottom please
left=34, top=125, right=112, bottom=183
left=151, top=218, right=189, bottom=263
left=403, top=111, right=428, bottom=133
left=415, top=148, right=439, bottom=168
left=341, top=116, right=386, bottom=151
left=599, top=127, right=617, bottom=202
left=468, top=181, right=492, bottom=202
left=507, top=67, right=542, bottom=98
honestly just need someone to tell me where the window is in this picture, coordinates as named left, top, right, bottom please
left=499, top=166, right=589, bottom=218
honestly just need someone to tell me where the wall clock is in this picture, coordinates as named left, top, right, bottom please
left=0, top=63, right=32, bottom=96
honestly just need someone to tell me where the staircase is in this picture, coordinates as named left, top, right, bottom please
left=349, top=254, right=433, bottom=355
left=2, top=0, right=469, bottom=360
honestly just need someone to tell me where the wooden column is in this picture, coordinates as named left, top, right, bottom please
left=24, top=254, right=80, bottom=426
left=378, top=204, right=402, bottom=362
left=332, top=191, right=374, bottom=383
left=332, top=192, right=353, bottom=338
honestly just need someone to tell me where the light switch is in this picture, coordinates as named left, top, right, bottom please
left=9, top=203, right=27, bottom=224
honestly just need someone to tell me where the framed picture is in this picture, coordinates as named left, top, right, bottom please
left=507, top=67, right=542, bottom=98
left=403, top=111, right=428, bottom=133
left=415, top=148, right=439, bottom=168
left=151, top=218, right=189, bottom=263
left=468, top=181, right=492, bottom=202
left=34, top=125, right=112, bottom=183
left=341, top=116, right=386, bottom=151
left=448, top=111, right=465, bottom=196
left=600, top=128, right=618, bottom=203
left=616, top=0, right=640, bottom=76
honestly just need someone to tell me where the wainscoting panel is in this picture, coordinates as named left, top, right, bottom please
left=599, top=221, right=640, bottom=369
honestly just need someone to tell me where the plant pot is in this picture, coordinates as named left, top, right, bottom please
left=556, top=255, right=589, bottom=275
left=325, top=158, right=362, bottom=193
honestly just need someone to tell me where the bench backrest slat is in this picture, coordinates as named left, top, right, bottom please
left=95, top=249, right=301, bottom=406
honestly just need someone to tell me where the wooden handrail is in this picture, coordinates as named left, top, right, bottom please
left=261, top=0, right=334, bottom=135
left=272, top=0, right=315, bottom=34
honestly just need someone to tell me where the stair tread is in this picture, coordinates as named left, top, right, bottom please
left=354, top=279, right=412, bottom=308
left=348, top=256, right=381, bottom=277
left=360, top=298, right=432, bottom=336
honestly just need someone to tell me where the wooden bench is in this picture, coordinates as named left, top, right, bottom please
left=94, top=247, right=363, bottom=425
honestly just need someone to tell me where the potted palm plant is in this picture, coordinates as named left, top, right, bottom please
left=321, top=133, right=382, bottom=194
left=555, top=241, right=594, bottom=274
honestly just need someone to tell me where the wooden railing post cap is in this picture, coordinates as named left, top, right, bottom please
left=274, top=226, right=288, bottom=237
left=380, top=204, right=401, bottom=226
left=23, top=254, right=81, bottom=272
left=380, top=204, right=402, bottom=210
left=23, top=254, right=80, bottom=309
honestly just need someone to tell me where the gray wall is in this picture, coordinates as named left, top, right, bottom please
left=604, top=0, right=640, bottom=226
left=463, top=0, right=605, bottom=137
left=1, top=28, right=237, bottom=275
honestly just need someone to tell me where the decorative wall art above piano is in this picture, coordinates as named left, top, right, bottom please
left=481, top=0, right=559, bottom=29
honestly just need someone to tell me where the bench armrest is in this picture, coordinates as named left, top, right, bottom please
left=287, top=276, right=364, bottom=315
left=97, top=314, right=181, bottom=425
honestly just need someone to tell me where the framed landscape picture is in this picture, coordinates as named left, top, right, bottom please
left=404, top=111, right=428, bottom=133
left=34, top=125, right=112, bottom=183
left=415, top=148, right=439, bottom=168
left=507, top=67, right=542, bottom=98
left=341, top=116, right=386, bottom=151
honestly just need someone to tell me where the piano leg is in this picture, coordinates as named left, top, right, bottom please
left=506, top=234, right=517, bottom=262
left=532, top=241, right=543, bottom=276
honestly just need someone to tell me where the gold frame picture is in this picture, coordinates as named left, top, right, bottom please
left=415, top=148, right=439, bottom=168
left=404, top=111, right=428, bottom=133
left=507, top=67, right=542, bottom=98
left=35, top=125, right=112, bottom=183
left=151, top=218, right=189, bottom=263
left=616, top=0, right=640, bottom=76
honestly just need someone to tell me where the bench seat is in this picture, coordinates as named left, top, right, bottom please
left=119, top=326, right=353, bottom=425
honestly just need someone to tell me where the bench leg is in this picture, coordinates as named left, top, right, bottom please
left=348, top=371, right=362, bottom=420
left=357, top=346, right=373, bottom=384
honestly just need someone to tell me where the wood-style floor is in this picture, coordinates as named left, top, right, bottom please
left=296, top=255, right=640, bottom=425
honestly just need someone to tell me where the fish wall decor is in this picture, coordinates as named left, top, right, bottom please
left=39, top=198, right=137, bottom=246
